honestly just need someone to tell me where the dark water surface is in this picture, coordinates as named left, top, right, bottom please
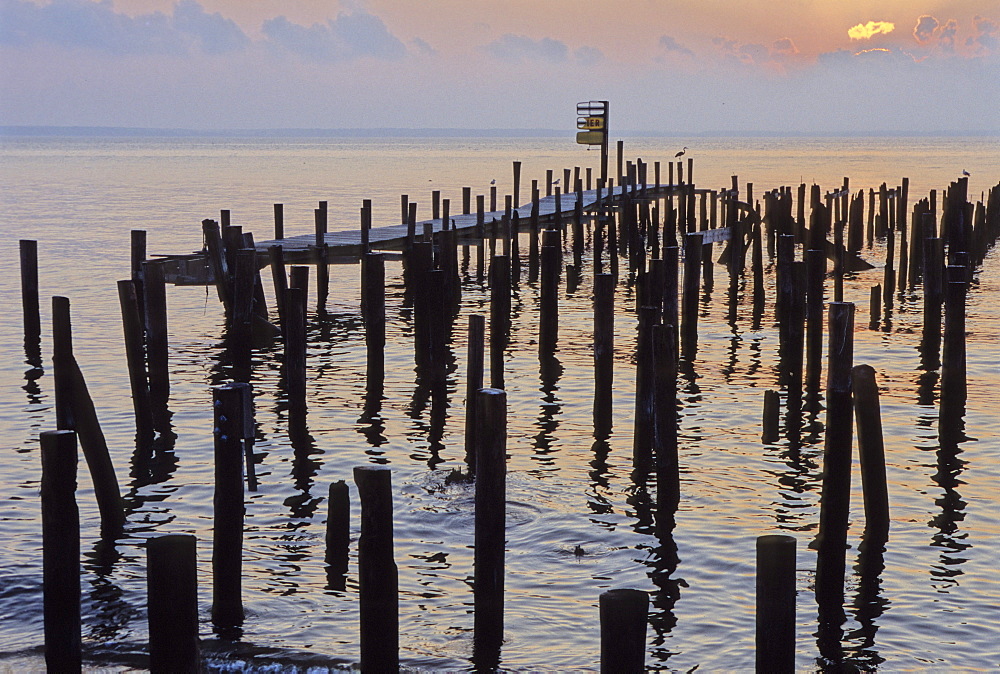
left=1, top=136, right=998, bottom=670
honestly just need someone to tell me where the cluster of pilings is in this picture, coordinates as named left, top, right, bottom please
left=18, top=150, right=1000, bottom=669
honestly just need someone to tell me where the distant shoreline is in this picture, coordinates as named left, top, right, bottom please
left=2, top=126, right=998, bottom=139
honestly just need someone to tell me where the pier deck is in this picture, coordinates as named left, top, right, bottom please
left=158, top=184, right=688, bottom=283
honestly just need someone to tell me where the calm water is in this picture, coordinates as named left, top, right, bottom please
left=1, top=135, right=998, bottom=671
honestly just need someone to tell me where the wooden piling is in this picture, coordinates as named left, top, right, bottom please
left=815, top=302, right=855, bottom=604
left=268, top=245, right=288, bottom=329
left=361, top=199, right=372, bottom=255
left=141, top=260, right=170, bottom=409
left=681, top=233, right=703, bottom=358
left=353, top=465, right=399, bottom=671
left=52, top=297, right=125, bottom=537
left=131, top=229, right=147, bottom=316
left=762, top=389, right=780, bottom=444
left=921, top=237, right=943, bottom=368
left=147, top=534, right=199, bottom=673
left=465, top=314, right=486, bottom=471
left=273, top=203, right=284, bottom=240
left=202, top=219, right=231, bottom=312
left=600, top=588, right=648, bottom=673
left=117, top=280, right=155, bottom=447
left=940, top=274, right=967, bottom=433
left=212, top=383, right=245, bottom=630
left=594, top=274, right=615, bottom=436
left=633, top=306, right=657, bottom=465
left=362, top=253, right=386, bottom=382
left=40, top=429, right=81, bottom=672
left=325, top=480, right=350, bottom=584
left=653, top=323, right=679, bottom=522
left=540, top=229, right=561, bottom=356
left=490, top=255, right=511, bottom=389
left=851, top=365, right=890, bottom=542
left=805, top=248, right=826, bottom=392
left=230, top=250, right=257, bottom=380
left=756, top=534, right=796, bottom=673
left=513, top=161, right=522, bottom=208
left=751, top=218, right=765, bottom=317
left=19, top=239, right=41, bottom=365
left=474, top=388, right=507, bottom=666
left=284, top=286, right=307, bottom=423
left=314, top=207, right=329, bottom=313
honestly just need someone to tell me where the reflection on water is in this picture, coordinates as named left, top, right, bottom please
left=1, top=135, right=998, bottom=669
left=929, top=434, right=970, bottom=591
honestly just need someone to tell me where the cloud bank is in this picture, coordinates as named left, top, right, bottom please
left=0, top=0, right=996, bottom=133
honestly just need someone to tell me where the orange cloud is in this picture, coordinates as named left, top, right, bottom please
left=848, top=21, right=896, bottom=40
left=854, top=48, right=892, bottom=56
left=913, top=15, right=939, bottom=44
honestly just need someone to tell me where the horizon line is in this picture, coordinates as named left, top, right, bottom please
left=2, top=125, right=999, bottom=139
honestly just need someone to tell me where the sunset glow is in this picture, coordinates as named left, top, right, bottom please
left=0, top=0, right=996, bottom=133
left=848, top=21, right=896, bottom=40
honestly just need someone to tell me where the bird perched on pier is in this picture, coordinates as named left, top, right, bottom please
left=490, top=179, right=496, bottom=185
left=552, top=178, right=560, bottom=186
left=962, top=169, right=971, bottom=177
left=675, top=146, right=688, bottom=158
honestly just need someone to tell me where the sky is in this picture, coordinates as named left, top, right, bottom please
left=1, top=0, right=998, bottom=133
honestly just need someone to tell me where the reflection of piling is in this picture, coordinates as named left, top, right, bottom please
left=474, top=388, right=507, bottom=667
left=815, top=302, right=855, bottom=604
left=41, top=429, right=81, bottom=672
left=756, top=534, right=795, bottom=673
left=147, top=534, right=200, bottom=672
left=599, top=588, right=648, bottom=673
left=354, top=465, right=399, bottom=671
left=212, top=383, right=246, bottom=630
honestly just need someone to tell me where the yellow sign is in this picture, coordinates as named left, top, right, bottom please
left=576, top=131, right=605, bottom=145
left=578, top=116, right=605, bottom=130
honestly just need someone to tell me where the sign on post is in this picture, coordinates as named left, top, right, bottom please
left=576, top=101, right=608, bottom=145
left=576, top=100, right=609, bottom=182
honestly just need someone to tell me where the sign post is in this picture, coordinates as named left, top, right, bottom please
left=577, top=100, right=609, bottom=184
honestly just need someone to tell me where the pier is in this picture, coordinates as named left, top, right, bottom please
left=155, top=183, right=737, bottom=284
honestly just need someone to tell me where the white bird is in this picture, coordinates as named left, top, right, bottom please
left=675, top=146, right=688, bottom=158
